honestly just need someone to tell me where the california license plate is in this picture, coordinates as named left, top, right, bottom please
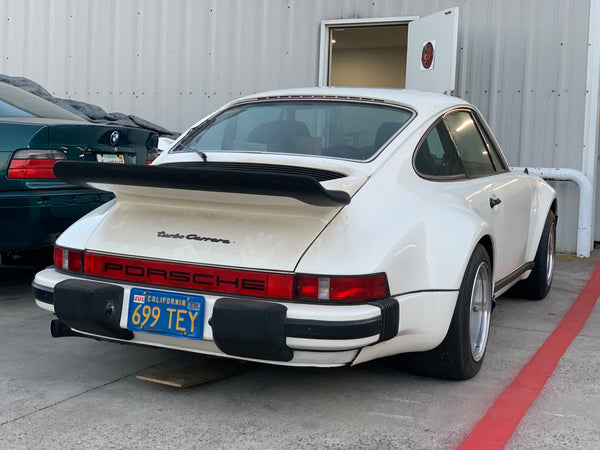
left=96, top=153, right=125, bottom=163
left=127, top=288, right=205, bottom=339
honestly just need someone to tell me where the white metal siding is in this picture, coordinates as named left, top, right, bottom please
left=456, top=0, right=591, bottom=253
left=0, top=0, right=593, bottom=252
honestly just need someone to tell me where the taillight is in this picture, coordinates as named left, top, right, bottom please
left=54, top=246, right=83, bottom=273
left=8, top=149, right=67, bottom=179
left=296, top=274, right=390, bottom=302
left=82, top=253, right=296, bottom=299
left=146, top=149, right=159, bottom=165
left=54, top=249, right=389, bottom=303
left=146, top=134, right=160, bottom=164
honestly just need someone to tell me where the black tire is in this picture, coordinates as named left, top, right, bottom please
left=1, top=247, right=53, bottom=271
left=510, top=210, right=556, bottom=300
left=398, top=244, right=493, bottom=380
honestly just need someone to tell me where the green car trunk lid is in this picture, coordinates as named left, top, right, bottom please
left=0, top=121, right=157, bottom=192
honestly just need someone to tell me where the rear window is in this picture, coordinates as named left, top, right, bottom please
left=0, top=82, right=85, bottom=121
left=172, top=100, right=413, bottom=161
left=0, top=99, right=34, bottom=117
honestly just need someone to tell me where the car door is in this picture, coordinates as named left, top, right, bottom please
left=443, top=110, right=533, bottom=281
left=414, top=109, right=533, bottom=284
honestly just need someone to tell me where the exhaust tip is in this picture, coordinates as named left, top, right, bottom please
left=50, top=319, right=78, bottom=338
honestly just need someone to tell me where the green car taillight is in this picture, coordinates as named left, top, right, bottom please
left=7, top=149, right=67, bottom=179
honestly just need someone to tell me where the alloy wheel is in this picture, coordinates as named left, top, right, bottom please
left=469, top=262, right=492, bottom=362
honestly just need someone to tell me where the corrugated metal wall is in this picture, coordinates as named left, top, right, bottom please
left=458, top=0, right=591, bottom=253
left=0, top=0, right=593, bottom=252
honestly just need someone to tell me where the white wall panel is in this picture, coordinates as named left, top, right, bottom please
left=0, top=0, right=460, bottom=131
left=0, top=0, right=594, bottom=253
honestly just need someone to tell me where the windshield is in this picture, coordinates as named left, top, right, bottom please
left=172, top=100, right=413, bottom=161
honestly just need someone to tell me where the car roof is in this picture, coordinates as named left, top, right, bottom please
left=232, top=87, right=470, bottom=117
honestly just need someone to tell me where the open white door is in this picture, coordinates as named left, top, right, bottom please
left=405, top=8, right=459, bottom=95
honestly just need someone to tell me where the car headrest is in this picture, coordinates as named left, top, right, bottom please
left=374, top=122, right=402, bottom=149
left=247, top=120, right=311, bottom=148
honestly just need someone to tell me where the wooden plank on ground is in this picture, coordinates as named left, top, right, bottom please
left=137, top=358, right=246, bottom=388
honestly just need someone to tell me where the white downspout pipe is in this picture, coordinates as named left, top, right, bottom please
left=511, top=167, right=593, bottom=258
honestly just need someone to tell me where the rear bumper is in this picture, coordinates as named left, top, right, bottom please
left=33, top=269, right=457, bottom=367
left=0, top=188, right=113, bottom=251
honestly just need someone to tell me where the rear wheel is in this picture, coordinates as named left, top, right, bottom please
left=510, top=210, right=556, bottom=300
left=398, top=244, right=493, bottom=380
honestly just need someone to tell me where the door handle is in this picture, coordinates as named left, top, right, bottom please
left=489, top=197, right=502, bottom=208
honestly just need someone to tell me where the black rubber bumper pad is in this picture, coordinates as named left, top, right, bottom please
left=54, top=279, right=133, bottom=340
left=210, top=298, right=293, bottom=362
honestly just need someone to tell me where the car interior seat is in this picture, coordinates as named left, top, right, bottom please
left=374, top=122, right=402, bottom=149
left=247, top=120, right=311, bottom=153
left=414, top=140, right=438, bottom=175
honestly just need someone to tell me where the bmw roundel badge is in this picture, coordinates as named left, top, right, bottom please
left=110, top=131, right=120, bottom=146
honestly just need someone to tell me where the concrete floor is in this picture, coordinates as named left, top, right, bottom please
left=0, top=255, right=598, bottom=449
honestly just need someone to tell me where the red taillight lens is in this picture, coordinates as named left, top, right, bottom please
left=266, top=273, right=295, bottom=298
left=146, top=149, right=159, bottom=165
left=54, top=249, right=387, bottom=303
left=8, top=149, right=66, bottom=179
left=82, top=253, right=296, bottom=299
left=54, top=246, right=83, bottom=273
left=296, top=274, right=390, bottom=302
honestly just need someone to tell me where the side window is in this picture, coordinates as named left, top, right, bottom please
left=444, top=111, right=496, bottom=176
left=415, top=121, right=465, bottom=177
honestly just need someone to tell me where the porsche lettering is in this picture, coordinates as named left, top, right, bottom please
left=103, top=262, right=266, bottom=291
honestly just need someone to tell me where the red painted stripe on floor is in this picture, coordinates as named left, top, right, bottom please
left=458, top=263, right=600, bottom=450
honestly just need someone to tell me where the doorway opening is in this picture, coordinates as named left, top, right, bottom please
left=319, top=10, right=459, bottom=95
left=329, top=25, right=408, bottom=88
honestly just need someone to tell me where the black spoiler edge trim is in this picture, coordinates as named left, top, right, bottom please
left=53, top=161, right=351, bottom=207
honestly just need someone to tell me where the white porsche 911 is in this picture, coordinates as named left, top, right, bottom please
left=33, top=87, right=557, bottom=380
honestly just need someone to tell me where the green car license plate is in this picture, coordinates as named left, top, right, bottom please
left=127, top=288, right=205, bottom=339
left=96, top=153, right=125, bottom=163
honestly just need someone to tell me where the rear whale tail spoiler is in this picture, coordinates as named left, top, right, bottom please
left=53, top=161, right=351, bottom=207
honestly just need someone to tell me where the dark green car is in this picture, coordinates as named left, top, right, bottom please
left=0, top=81, right=158, bottom=265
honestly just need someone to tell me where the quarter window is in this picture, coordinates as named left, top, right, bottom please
left=414, top=121, right=465, bottom=177
left=444, top=111, right=495, bottom=176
